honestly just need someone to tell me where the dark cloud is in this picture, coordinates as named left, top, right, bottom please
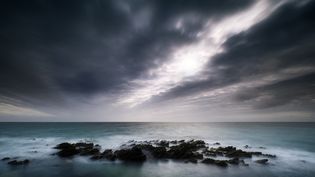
left=0, top=0, right=252, bottom=111
left=235, top=72, right=315, bottom=109
left=151, top=0, right=315, bottom=110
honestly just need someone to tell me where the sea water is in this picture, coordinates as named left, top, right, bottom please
left=0, top=122, right=314, bottom=177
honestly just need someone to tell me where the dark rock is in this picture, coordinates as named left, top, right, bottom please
left=54, top=142, right=74, bottom=149
left=201, top=158, right=216, bottom=164
left=8, top=159, right=30, bottom=166
left=217, top=146, right=237, bottom=153
left=213, top=142, right=220, bottom=145
left=57, top=148, right=79, bottom=157
left=55, top=143, right=79, bottom=157
left=55, top=142, right=101, bottom=158
left=255, top=159, right=268, bottom=164
left=102, top=149, right=116, bottom=161
left=203, top=148, right=217, bottom=157
left=215, top=160, right=228, bottom=167
left=244, top=145, right=250, bottom=148
left=227, top=157, right=246, bottom=165
left=75, top=142, right=94, bottom=149
left=167, top=140, right=206, bottom=159
left=201, top=158, right=228, bottom=167
left=262, top=154, right=276, bottom=158
left=158, top=140, right=169, bottom=147
left=115, top=147, right=146, bottom=162
left=250, top=151, right=262, bottom=156
left=80, top=148, right=100, bottom=156
left=151, top=146, right=168, bottom=158
left=170, top=140, right=177, bottom=144
left=1, top=157, right=10, bottom=161
left=226, top=150, right=252, bottom=158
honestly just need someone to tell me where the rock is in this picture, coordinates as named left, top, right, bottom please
left=75, top=142, right=94, bottom=149
left=115, top=147, right=146, bottom=162
left=80, top=148, right=100, bottom=156
left=57, top=147, right=79, bottom=157
left=216, top=146, right=237, bottom=153
left=151, top=146, right=168, bottom=158
left=8, top=159, right=30, bottom=166
left=255, top=159, right=268, bottom=164
left=170, top=140, right=177, bottom=144
left=227, top=158, right=241, bottom=165
left=203, top=148, right=217, bottom=157
left=102, top=149, right=116, bottom=161
left=244, top=145, right=250, bottom=148
left=55, top=142, right=101, bottom=158
left=215, top=160, right=228, bottom=167
left=250, top=151, right=262, bottom=156
left=262, top=154, right=276, bottom=158
left=167, top=140, right=206, bottom=159
left=226, top=150, right=252, bottom=158
left=54, top=142, right=74, bottom=149
left=213, top=142, right=220, bottom=145
left=201, top=158, right=228, bottom=167
left=55, top=143, right=79, bottom=157
left=201, top=158, right=216, bottom=164
left=1, top=157, right=10, bottom=161
left=158, top=140, right=169, bottom=147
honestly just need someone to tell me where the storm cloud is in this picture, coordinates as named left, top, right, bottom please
left=0, top=0, right=314, bottom=121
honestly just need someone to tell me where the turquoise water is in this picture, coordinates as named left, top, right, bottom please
left=0, top=122, right=314, bottom=177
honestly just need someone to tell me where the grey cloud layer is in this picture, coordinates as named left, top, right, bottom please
left=0, top=0, right=252, bottom=106
left=150, top=1, right=315, bottom=112
left=0, top=0, right=314, bottom=120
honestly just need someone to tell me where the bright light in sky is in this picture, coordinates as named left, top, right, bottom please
left=117, top=0, right=286, bottom=107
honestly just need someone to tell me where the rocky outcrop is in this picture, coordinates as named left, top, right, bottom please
left=255, top=159, right=268, bottom=164
left=54, top=142, right=100, bottom=158
left=50, top=139, right=277, bottom=167
left=8, top=159, right=30, bottom=166
left=1, top=157, right=10, bottom=161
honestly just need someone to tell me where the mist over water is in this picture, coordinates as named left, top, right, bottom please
left=0, top=122, right=315, bottom=177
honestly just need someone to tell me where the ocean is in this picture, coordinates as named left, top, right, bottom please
left=0, top=122, right=314, bottom=177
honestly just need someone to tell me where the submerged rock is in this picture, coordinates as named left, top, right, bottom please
left=54, top=142, right=74, bottom=150
left=8, top=159, right=30, bottom=166
left=226, top=150, right=252, bottom=158
left=201, top=158, right=228, bottom=167
left=1, top=157, right=10, bottom=161
left=262, top=153, right=276, bottom=158
left=255, top=159, right=268, bottom=164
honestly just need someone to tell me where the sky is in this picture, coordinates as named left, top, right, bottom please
left=0, top=0, right=315, bottom=122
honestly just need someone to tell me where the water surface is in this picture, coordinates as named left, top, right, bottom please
left=0, top=122, right=314, bottom=177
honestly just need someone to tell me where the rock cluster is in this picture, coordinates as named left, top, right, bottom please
left=53, top=139, right=276, bottom=167
left=54, top=142, right=101, bottom=157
